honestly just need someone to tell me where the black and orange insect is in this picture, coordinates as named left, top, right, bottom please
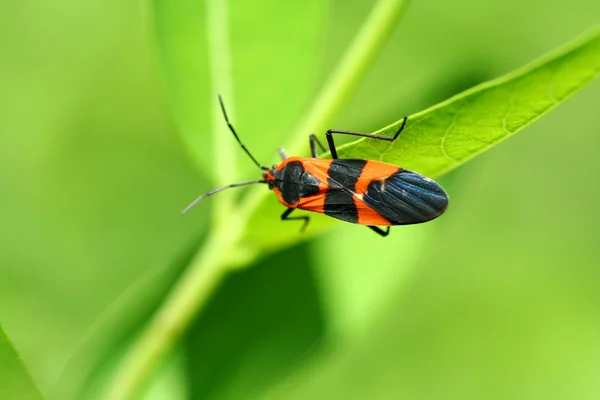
left=182, top=96, right=449, bottom=236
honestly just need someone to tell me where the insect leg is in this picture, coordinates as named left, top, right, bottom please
left=325, top=116, right=408, bottom=159
left=309, top=134, right=327, bottom=158
left=368, top=226, right=390, bottom=237
left=281, top=208, right=310, bottom=232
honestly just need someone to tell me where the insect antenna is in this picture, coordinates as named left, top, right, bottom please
left=218, top=94, right=268, bottom=171
left=181, top=179, right=268, bottom=215
left=182, top=95, right=271, bottom=215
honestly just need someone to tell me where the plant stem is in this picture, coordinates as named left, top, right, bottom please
left=239, top=0, right=407, bottom=224
left=206, top=0, right=236, bottom=224
left=103, top=0, right=406, bottom=398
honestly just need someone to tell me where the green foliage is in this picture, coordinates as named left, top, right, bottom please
left=109, top=11, right=600, bottom=400
left=1, top=0, right=600, bottom=400
left=0, top=325, right=42, bottom=400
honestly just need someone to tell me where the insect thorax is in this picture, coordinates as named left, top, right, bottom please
left=270, top=160, right=320, bottom=206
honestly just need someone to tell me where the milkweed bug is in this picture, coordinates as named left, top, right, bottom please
left=182, top=95, right=449, bottom=237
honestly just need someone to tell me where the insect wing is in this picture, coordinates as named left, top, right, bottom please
left=361, top=170, right=449, bottom=225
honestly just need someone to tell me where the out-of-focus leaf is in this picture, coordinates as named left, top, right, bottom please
left=0, top=324, right=42, bottom=400
left=335, top=27, right=600, bottom=178
left=150, top=0, right=324, bottom=177
left=0, top=0, right=205, bottom=394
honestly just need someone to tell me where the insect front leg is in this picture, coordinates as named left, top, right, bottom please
left=325, top=116, right=408, bottom=159
left=368, top=226, right=390, bottom=237
left=308, top=134, right=327, bottom=158
left=281, top=208, right=310, bottom=232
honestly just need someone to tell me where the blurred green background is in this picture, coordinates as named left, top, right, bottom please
left=1, top=0, right=600, bottom=399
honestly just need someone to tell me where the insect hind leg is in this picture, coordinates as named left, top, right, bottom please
left=325, top=116, right=408, bottom=159
left=281, top=208, right=310, bottom=233
left=368, top=226, right=390, bottom=237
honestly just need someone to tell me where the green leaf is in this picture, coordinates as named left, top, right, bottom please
left=0, top=324, right=43, bottom=400
left=335, top=26, right=600, bottom=178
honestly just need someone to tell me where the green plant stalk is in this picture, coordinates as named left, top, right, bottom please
left=103, top=221, right=240, bottom=400
left=0, top=323, right=43, bottom=399
left=206, top=0, right=236, bottom=224
left=103, top=0, right=406, bottom=398
left=285, top=0, right=406, bottom=157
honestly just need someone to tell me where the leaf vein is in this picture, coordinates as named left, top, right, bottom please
left=440, top=111, right=459, bottom=164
